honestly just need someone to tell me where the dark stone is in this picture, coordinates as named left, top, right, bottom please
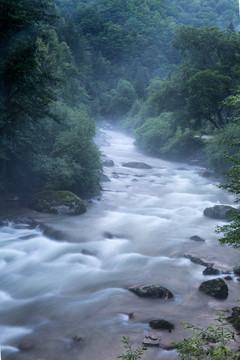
left=224, top=276, right=233, bottom=281
left=190, top=235, right=205, bottom=242
left=103, top=231, right=114, bottom=239
left=112, top=172, right=120, bottom=178
left=100, top=174, right=111, bottom=182
left=199, top=278, right=228, bottom=299
left=82, top=249, right=96, bottom=256
left=203, top=266, right=221, bottom=276
left=198, top=169, right=214, bottom=178
left=184, top=254, right=213, bottom=267
left=103, top=159, right=114, bottom=167
left=128, top=284, right=173, bottom=299
left=30, top=191, right=86, bottom=215
left=122, top=162, right=152, bottom=169
left=72, top=336, right=83, bottom=343
left=203, top=205, right=239, bottom=220
left=227, top=307, right=240, bottom=330
left=233, top=264, right=240, bottom=276
left=18, top=341, right=35, bottom=352
left=149, top=319, right=174, bottom=332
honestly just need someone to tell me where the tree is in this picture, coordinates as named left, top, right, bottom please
left=216, top=157, right=240, bottom=248
left=148, top=27, right=240, bottom=130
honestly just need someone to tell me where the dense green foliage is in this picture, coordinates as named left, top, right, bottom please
left=176, top=312, right=239, bottom=360
left=216, top=158, right=240, bottom=248
left=117, top=336, right=146, bottom=360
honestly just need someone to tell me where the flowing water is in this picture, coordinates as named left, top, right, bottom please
left=0, top=126, right=240, bottom=360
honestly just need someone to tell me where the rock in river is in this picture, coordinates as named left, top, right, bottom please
left=199, top=278, right=228, bottom=299
left=128, top=284, right=173, bottom=299
left=149, top=319, right=174, bottom=332
left=122, top=162, right=152, bottom=169
left=203, top=205, right=239, bottom=220
left=30, top=190, right=86, bottom=215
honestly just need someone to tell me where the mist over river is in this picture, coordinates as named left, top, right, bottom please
left=1, top=126, right=240, bottom=360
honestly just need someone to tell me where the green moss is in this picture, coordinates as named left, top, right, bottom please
left=30, top=190, right=86, bottom=215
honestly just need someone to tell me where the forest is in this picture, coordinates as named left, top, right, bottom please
left=1, top=0, right=240, bottom=232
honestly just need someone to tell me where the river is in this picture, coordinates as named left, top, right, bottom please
left=0, top=126, right=239, bottom=360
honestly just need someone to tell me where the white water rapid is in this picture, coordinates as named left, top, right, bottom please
left=1, top=126, right=239, bottom=360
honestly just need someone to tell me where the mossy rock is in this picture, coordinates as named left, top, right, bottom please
left=199, top=278, right=228, bottom=299
left=227, top=307, right=240, bottom=330
left=30, top=191, right=86, bottom=215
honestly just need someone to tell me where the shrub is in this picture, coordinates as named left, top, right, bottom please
left=205, top=123, right=240, bottom=172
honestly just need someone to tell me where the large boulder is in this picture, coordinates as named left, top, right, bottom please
left=128, top=284, right=173, bottom=299
left=199, top=278, right=228, bottom=299
left=122, top=162, right=152, bottom=169
left=30, top=190, right=86, bottom=215
left=203, top=205, right=238, bottom=220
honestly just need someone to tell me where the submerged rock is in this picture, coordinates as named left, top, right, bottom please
left=128, top=284, right=173, bottom=299
left=103, top=159, right=114, bottom=167
left=199, top=278, right=228, bottom=299
left=100, top=174, right=111, bottom=182
left=149, top=319, right=174, bottom=332
left=184, top=254, right=213, bottom=267
left=203, top=205, right=239, bottom=220
left=190, top=235, right=205, bottom=242
left=122, top=162, right=152, bottom=169
left=203, top=265, right=221, bottom=276
left=30, top=190, right=86, bottom=215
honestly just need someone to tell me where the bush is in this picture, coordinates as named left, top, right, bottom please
left=135, top=113, right=203, bottom=161
left=176, top=312, right=238, bottom=360
left=117, top=337, right=146, bottom=360
left=205, top=123, right=240, bottom=172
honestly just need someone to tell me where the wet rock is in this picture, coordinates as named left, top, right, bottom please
left=199, top=278, right=228, bottom=299
left=198, top=169, right=214, bottom=178
left=112, top=172, right=120, bottom=178
left=103, top=159, right=114, bottom=167
left=122, top=162, right=152, bottom=169
left=18, top=341, right=36, bottom=351
left=233, top=264, right=240, bottom=276
left=103, top=231, right=114, bottom=239
left=184, top=254, right=213, bottom=267
left=143, top=330, right=176, bottom=349
left=100, top=174, right=111, bottom=182
left=82, top=249, right=96, bottom=256
left=30, top=190, right=86, bottom=215
left=227, top=307, right=240, bottom=330
left=72, top=336, right=83, bottom=343
left=203, top=265, right=221, bottom=276
left=203, top=205, right=239, bottom=220
left=224, top=275, right=233, bottom=281
left=128, top=284, right=173, bottom=299
left=149, top=319, right=174, bottom=332
left=18, top=234, right=39, bottom=240
left=190, top=235, right=205, bottom=242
